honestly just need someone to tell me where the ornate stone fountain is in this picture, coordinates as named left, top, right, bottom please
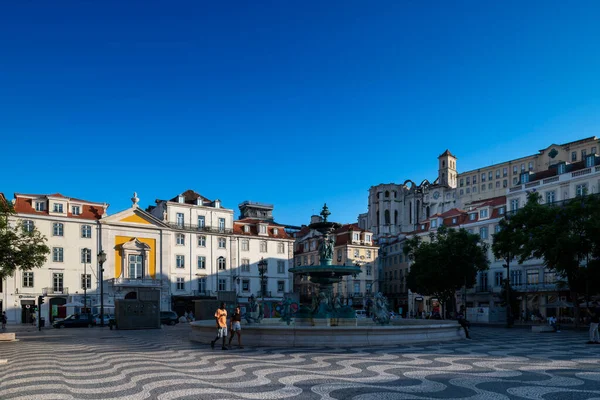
left=289, top=204, right=363, bottom=324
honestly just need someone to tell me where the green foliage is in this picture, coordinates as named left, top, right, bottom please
left=0, top=199, right=50, bottom=279
left=403, top=226, right=490, bottom=307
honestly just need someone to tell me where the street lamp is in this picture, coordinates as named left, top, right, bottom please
left=257, top=257, right=268, bottom=302
left=98, top=250, right=107, bottom=327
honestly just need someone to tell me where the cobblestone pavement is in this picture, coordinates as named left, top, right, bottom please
left=0, top=324, right=599, bottom=399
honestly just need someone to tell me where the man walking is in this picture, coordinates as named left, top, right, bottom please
left=457, top=308, right=471, bottom=339
left=211, top=302, right=228, bottom=350
left=587, top=308, right=599, bottom=344
left=228, top=304, right=243, bottom=349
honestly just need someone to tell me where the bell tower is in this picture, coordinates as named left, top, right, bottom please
left=438, top=150, right=457, bottom=188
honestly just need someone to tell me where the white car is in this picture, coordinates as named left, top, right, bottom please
left=93, top=314, right=114, bottom=325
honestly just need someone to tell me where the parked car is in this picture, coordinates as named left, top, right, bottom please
left=53, top=314, right=95, bottom=328
left=160, top=311, right=179, bottom=325
left=355, top=310, right=367, bottom=318
left=93, top=314, right=114, bottom=326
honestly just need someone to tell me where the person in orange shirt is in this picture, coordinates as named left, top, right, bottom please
left=211, top=302, right=228, bottom=350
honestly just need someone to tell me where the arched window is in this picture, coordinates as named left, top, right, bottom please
left=442, top=160, right=446, bottom=168
left=385, top=191, right=390, bottom=198
left=384, top=210, right=390, bottom=224
left=394, top=210, right=398, bottom=225
left=218, top=256, right=226, bottom=270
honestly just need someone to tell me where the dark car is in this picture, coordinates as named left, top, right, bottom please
left=53, top=314, right=95, bottom=328
left=160, top=311, right=179, bottom=326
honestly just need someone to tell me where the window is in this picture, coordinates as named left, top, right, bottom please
left=472, top=175, right=477, bottom=184
left=503, top=179, right=508, bottom=188
left=513, top=166, right=518, bottom=175
left=526, top=269, right=539, bottom=284
left=197, top=216, right=205, bottom=228
left=499, top=207, right=505, bottom=215
left=479, top=209, right=488, bottom=218
left=510, top=270, right=522, bottom=286
left=273, top=228, right=278, bottom=235
left=277, top=281, right=285, bottom=292
left=503, top=167, right=507, bottom=177
left=353, top=281, right=360, bottom=294
left=277, top=261, right=285, bottom=274
left=494, top=272, right=503, bottom=287
left=366, top=265, right=372, bottom=276
left=129, top=255, right=143, bottom=278
left=35, top=202, right=45, bottom=211
left=81, top=248, right=92, bottom=263
left=218, top=218, right=225, bottom=232
left=467, top=229, right=474, bottom=234
left=353, top=233, right=359, bottom=241
left=495, top=225, right=502, bottom=234
left=244, top=225, right=250, bottom=233
left=466, top=177, right=470, bottom=185
left=473, top=186, right=477, bottom=193
left=460, top=189, right=464, bottom=195
left=366, top=282, right=373, bottom=294
left=176, top=277, right=185, bottom=291
left=72, top=206, right=81, bottom=215
left=241, top=239, right=249, bottom=251
left=521, top=173, right=529, bottom=183
left=586, top=155, right=595, bottom=168
left=521, top=164, right=525, bottom=172
left=365, top=235, right=371, bottom=242
left=197, top=256, right=206, bottom=269
left=582, top=149, right=587, bottom=159
left=510, top=199, right=519, bottom=211
left=481, top=184, right=485, bottom=191
left=218, top=238, right=227, bottom=249
left=218, top=278, right=227, bottom=291
left=528, top=162, right=533, bottom=171
left=218, top=257, right=226, bottom=270
left=52, top=247, right=64, bottom=262
left=23, top=272, right=34, bottom=288
left=197, top=235, right=206, bottom=247
left=469, top=213, right=476, bottom=221
left=558, top=163, right=566, bottom=174
left=452, top=217, right=457, bottom=224
left=480, top=227, right=488, bottom=240
left=53, top=203, right=63, bottom=213
left=81, top=274, right=91, bottom=289
left=81, top=225, right=92, bottom=238
left=241, top=258, right=250, bottom=272
left=242, top=280, right=250, bottom=292
left=198, top=277, right=207, bottom=293
left=176, top=255, right=185, bottom=268
left=512, top=177, right=518, bottom=185
left=259, top=225, right=267, bottom=234
left=576, top=184, right=587, bottom=197
left=431, top=220, right=437, bottom=228
left=260, top=241, right=267, bottom=253
left=53, top=273, right=64, bottom=292
left=176, top=233, right=185, bottom=245
left=572, top=151, right=577, bottom=162
left=277, top=242, right=285, bottom=254
left=176, top=213, right=184, bottom=228
left=353, top=249, right=359, bottom=257
left=546, top=191, right=555, bottom=204
left=366, top=250, right=372, bottom=259
left=544, top=268, right=556, bottom=284
left=53, top=223, right=64, bottom=236
left=460, top=178, right=464, bottom=187
left=466, top=188, right=470, bottom=194
left=495, top=169, right=500, bottom=178
left=481, top=173, right=486, bottom=182
left=22, top=220, right=34, bottom=233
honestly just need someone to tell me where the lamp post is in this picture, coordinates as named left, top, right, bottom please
left=258, top=257, right=268, bottom=302
left=98, top=250, right=107, bottom=327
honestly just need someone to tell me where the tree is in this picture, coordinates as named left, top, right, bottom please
left=0, top=199, right=50, bottom=279
left=501, top=191, right=600, bottom=326
left=403, top=225, right=490, bottom=318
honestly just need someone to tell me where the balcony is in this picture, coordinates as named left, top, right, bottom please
left=512, top=282, right=561, bottom=293
left=110, top=278, right=163, bottom=288
left=43, top=287, right=69, bottom=296
left=168, top=222, right=233, bottom=235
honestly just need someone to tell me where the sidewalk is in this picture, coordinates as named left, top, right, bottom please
left=1, top=323, right=50, bottom=333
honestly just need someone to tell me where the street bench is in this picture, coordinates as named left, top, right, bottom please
left=0, top=332, right=16, bottom=341
left=531, top=325, right=554, bottom=333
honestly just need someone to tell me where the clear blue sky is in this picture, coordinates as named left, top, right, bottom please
left=1, top=1, right=600, bottom=226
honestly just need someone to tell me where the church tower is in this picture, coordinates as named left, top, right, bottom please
left=438, top=150, right=457, bottom=188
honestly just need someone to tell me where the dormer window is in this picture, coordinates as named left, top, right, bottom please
left=244, top=225, right=250, bottom=233
left=431, top=220, right=437, bottom=228
left=196, top=198, right=203, bottom=206
left=259, top=225, right=267, bottom=234
left=586, top=154, right=595, bottom=168
left=558, top=163, right=566, bottom=174
left=452, top=217, right=457, bottom=224
left=469, top=213, right=476, bottom=221
left=35, top=202, right=45, bottom=212
left=72, top=206, right=81, bottom=215
left=178, top=195, right=185, bottom=203
left=353, top=233, right=359, bottom=241
left=214, top=200, right=221, bottom=208
left=499, top=207, right=505, bottom=215
left=420, top=224, right=425, bottom=230
left=273, top=228, right=279, bottom=235
left=53, top=203, right=63, bottom=213
left=479, top=209, right=488, bottom=218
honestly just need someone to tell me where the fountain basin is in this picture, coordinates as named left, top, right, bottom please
left=190, top=319, right=465, bottom=347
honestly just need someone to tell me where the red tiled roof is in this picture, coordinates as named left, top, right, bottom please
left=13, top=194, right=106, bottom=220
left=233, top=219, right=291, bottom=239
left=14, top=193, right=106, bottom=205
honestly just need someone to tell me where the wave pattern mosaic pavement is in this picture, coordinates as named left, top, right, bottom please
left=0, top=325, right=599, bottom=399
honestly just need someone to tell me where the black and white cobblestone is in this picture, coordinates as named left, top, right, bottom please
left=0, top=325, right=598, bottom=399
